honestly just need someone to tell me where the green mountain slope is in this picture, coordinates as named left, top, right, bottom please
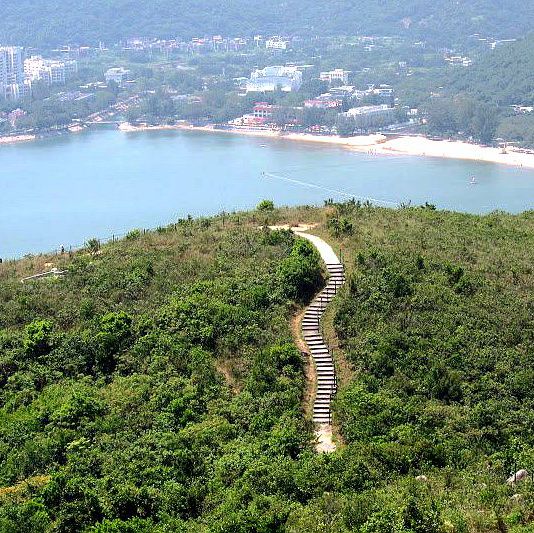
left=449, top=34, right=534, bottom=106
left=0, top=205, right=533, bottom=531
left=0, top=0, right=532, bottom=46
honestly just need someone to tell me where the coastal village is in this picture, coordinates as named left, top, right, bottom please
left=0, top=33, right=533, bottom=168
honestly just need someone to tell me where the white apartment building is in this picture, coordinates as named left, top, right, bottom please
left=320, top=69, right=351, bottom=85
left=0, top=46, right=31, bottom=100
left=24, top=56, right=78, bottom=85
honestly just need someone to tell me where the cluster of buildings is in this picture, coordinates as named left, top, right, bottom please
left=119, top=35, right=292, bottom=55
left=303, top=83, right=395, bottom=109
left=0, top=107, right=27, bottom=129
left=0, top=46, right=78, bottom=101
left=444, top=54, right=472, bottom=67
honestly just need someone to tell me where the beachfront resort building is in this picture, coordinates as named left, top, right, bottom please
left=104, top=67, right=131, bottom=87
left=246, top=66, right=302, bottom=93
left=229, top=102, right=279, bottom=126
left=24, top=56, right=78, bottom=85
left=344, top=104, right=395, bottom=119
left=343, top=104, right=397, bottom=130
left=320, top=69, right=351, bottom=85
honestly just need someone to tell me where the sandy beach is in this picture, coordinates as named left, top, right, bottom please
left=0, top=133, right=36, bottom=145
left=378, top=136, right=534, bottom=170
left=119, top=123, right=534, bottom=170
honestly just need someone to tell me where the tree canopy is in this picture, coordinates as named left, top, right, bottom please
left=0, top=0, right=532, bottom=47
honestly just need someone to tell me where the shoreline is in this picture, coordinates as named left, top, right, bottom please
left=2, top=120, right=534, bottom=170
left=119, top=122, right=534, bottom=170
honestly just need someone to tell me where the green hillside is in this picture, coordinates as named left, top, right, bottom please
left=0, top=205, right=533, bottom=532
left=422, top=34, right=534, bottom=146
left=449, top=34, right=534, bottom=106
left=0, top=0, right=532, bottom=46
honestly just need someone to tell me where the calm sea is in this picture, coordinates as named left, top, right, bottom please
left=1, top=127, right=533, bottom=258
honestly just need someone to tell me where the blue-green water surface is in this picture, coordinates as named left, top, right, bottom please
left=1, top=128, right=533, bottom=257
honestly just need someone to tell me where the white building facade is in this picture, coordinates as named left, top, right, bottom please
left=24, top=56, right=78, bottom=85
left=319, top=69, right=351, bottom=85
left=246, top=66, right=302, bottom=93
left=265, top=37, right=289, bottom=50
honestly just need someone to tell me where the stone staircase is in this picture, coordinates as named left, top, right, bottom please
left=302, top=262, right=345, bottom=425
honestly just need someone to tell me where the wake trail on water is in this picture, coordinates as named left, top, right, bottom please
left=262, top=172, right=398, bottom=207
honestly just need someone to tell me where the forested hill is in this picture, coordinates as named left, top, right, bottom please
left=449, top=33, right=534, bottom=106
left=1, top=0, right=533, bottom=46
left=0, top=205, right=533, bottom=531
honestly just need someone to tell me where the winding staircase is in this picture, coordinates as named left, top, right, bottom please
left=295, top=232, right=346, bottom=425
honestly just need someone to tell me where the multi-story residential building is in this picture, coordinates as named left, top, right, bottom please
left=319, top=69, right=351, bottom=85
left=246, top=66, right=302, bottom=93
left=104, top=67, right=131, bottom=87
left=0, top=46, right=29, bottom=100
left=0, top=46, right=24, bottom=85
left=24, top=56, right=78, bottom=85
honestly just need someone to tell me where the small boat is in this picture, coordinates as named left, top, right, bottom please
left=470, top=176, right=477, bottom=185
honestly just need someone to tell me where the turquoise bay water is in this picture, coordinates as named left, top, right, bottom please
left=1, top=127, right=533, bottom=258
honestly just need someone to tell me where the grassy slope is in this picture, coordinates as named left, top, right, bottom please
left=0, top=205, right=533, bottom=531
